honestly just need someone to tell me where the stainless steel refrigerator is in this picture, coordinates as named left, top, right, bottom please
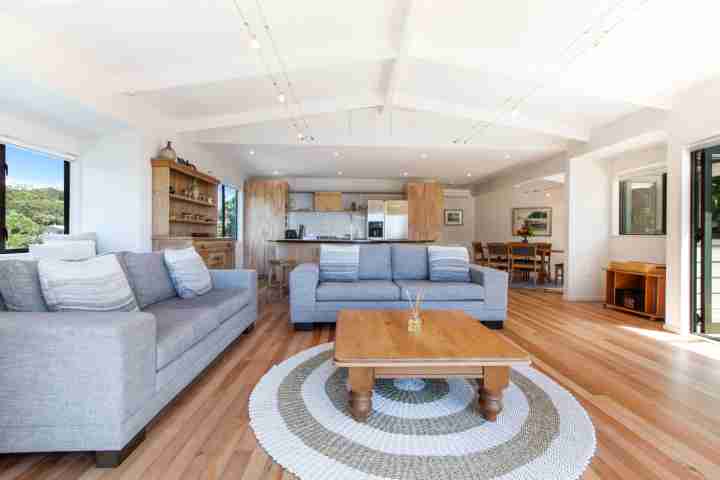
left=383, top=200, right=409, bottom=240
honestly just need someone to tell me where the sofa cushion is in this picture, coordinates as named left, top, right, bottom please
left=358, top=244, right=392, bottom=280
left=317, top=280, right=400, bottom=301
left=428, top=246, right=471, bottom=282
left=123, top=252, right=177, bottom=309
left=395, top=280, right=484, bottom=302
left=391, top=245, right=428, bottom=280
left=0, top=260, right=49, bottom=312
left=38, top=255, right=139, bottom=312
left=320, top=244, right=360, bottom=282
left=164, top=247, right=213, bottom=298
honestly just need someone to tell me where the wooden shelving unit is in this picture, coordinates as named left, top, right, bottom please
left=604, top=261, right=666, bottom=320
left=151, top=158, right=235, bottom=269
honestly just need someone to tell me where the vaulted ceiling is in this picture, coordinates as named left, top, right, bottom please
left=1, top=0, right=719, bottom=182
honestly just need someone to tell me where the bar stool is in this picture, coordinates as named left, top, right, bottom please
left=266, top=242, right=297, bottom=303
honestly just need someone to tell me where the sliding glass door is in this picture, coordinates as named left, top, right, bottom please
left=691, top=145, right=720, bottom=335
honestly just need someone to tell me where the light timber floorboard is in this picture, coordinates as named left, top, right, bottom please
left=1, top=291, right=719, bottom=479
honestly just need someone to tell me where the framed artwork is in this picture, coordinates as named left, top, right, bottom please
left=444, top=209, right=464, bottom=226
left=512, top=207, right=552, bottom=236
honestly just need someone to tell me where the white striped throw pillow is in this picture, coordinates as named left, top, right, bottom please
left=319, top=244, right=360, bottom=282
left=428, top=246, right=471, bottom=282
left=38, top=255, right=139, bottom=312
left=164, top=247, right=213, bottom=298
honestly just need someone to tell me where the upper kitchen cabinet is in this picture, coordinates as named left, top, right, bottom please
left=314, top=192, right=343, bottom=211
left=244, top=179, right=289, bottom=277
left=406, top=181, right=444, bottom=241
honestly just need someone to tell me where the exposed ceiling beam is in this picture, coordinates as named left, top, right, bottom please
left=108, top=51, right=395, bottom=96
left=175, top=94, right=383, bottom=133
left=380, top=0, right=416, bottom=115
left=394, top=93, right=590, bottom=141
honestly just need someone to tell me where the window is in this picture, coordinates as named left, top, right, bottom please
left=217, top=184, right=238, bottom=239
left=619, top=172, right=666, bottom=235
left=0, top=144, right=70, bottom=253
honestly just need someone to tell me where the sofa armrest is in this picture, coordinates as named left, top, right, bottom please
left=0, top=312, right=156, bottom=431
left=211, top=269, right=257, bottom=299
left=470, top=265, right=508, bottom=309
left=290, top=263, right=319, bottom=313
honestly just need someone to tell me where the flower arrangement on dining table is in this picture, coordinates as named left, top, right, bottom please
left=515, top=221, right=536, bottom=243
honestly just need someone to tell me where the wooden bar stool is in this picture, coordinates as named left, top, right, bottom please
left=266, top=242, right=297, bottom=303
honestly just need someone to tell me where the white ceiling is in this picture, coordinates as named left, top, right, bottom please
left=2, top=0, right=720, bottom=182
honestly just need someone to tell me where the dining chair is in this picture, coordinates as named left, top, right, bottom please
left=534, top=242, right=552, bottom=283
left=485, top=242, right=509, bottom=271
left=471, top=241, right=487, bottom=265
left=508, top=242, right=541, bottom=284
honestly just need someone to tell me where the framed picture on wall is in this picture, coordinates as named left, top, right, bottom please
left=444, top=209, right=464, bottom=226
left=512, top=207, right=552, bottom=236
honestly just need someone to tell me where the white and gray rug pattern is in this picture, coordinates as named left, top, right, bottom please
left=249, top=343, right=595, bottom=480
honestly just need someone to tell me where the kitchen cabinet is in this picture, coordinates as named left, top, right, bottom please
left=314, top=192, right=343, bottom=211
left=406, top=181, right=444, bottom=241
left=244, top=179, right=289, bottom=277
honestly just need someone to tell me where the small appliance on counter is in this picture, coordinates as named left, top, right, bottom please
left=298, top=224, right=305, bottom=239
left=285, top=229, right=298, bottom=239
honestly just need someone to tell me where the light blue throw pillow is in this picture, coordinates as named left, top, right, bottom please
left=164, top=247, right=213, bottom=298
left=428, top=246, right=471, bottom=282
left=319, top=244, right=360, bottom=282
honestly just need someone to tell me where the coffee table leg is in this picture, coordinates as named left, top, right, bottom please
left=348, top=367, right=374, bottom=422
left=479, top=366, right=510, bottom=422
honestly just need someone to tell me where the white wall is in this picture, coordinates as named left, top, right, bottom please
left=440, top=193, right=475, bottom=249
left=566, top=156, right=610, bottom=301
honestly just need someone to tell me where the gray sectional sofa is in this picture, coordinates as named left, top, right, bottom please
left=290, top=244, right=508, bottom=330
left=0, top=252, right=257, bottom=467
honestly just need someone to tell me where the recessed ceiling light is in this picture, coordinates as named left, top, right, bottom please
left=277, top=93, right=286, bottom=103
left=466, top=172, right=472, bottom=177
left=250, top=37, right=261, bottom=49
left=333, top=151, right=340, bottom=157
left=546, top=193, right=551, bottom=198
left=272, top=170, right=279, bottom=175
left=337, top=171, right=343, bottom=176
left=403, top=172, right=409, bottom=177
left=249, top=149, right=255, bottom=156
left=505, top=153, right=511, bottom=159
left=420, top=153, right=428, bottom=159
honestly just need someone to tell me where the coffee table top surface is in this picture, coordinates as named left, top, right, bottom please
left=334, top=309, right=530, bottom=367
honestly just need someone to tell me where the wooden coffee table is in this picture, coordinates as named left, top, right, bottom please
left=334, top=309, right=531, bottom=422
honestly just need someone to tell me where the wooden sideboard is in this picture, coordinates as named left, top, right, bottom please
left=151, top=159, right=236, bottom=269
left=406, top=181, right=444, bottom=241
left=604, top=261, right=666, bottom=320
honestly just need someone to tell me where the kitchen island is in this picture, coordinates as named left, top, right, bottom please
left=269, top=238, right=434, bottom=265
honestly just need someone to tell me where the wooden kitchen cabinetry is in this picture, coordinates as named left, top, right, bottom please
left=314, top=192, right=343, bottom=211
left=244, top=179, right=289, bottom=277
left=406, top=181, right=444, bottom=241
left=151, top=159, right=236, bottom=269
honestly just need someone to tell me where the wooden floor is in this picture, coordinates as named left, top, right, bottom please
left=2, top=290, right=720, bottom=479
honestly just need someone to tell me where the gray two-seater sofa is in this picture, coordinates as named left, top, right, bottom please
left=290, top=244, right=508, bottom=330
left=0, top=252, right=257, bottom=467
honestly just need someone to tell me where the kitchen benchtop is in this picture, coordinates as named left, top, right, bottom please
left=272, top=239, right=434, bottom=244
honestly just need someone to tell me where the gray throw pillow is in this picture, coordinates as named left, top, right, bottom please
left=0, top=260, right=50, bottom=312
left=122, top=252, right=177, bottom=309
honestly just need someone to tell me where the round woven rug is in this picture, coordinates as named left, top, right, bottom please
left=249, top=343, right=595, bottom=480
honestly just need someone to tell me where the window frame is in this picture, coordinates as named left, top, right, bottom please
left=618, top=171, right=667, bottom=236
left=217, top=184, right=238, bottom=239
left=0, top=143, right=71, bottom=254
